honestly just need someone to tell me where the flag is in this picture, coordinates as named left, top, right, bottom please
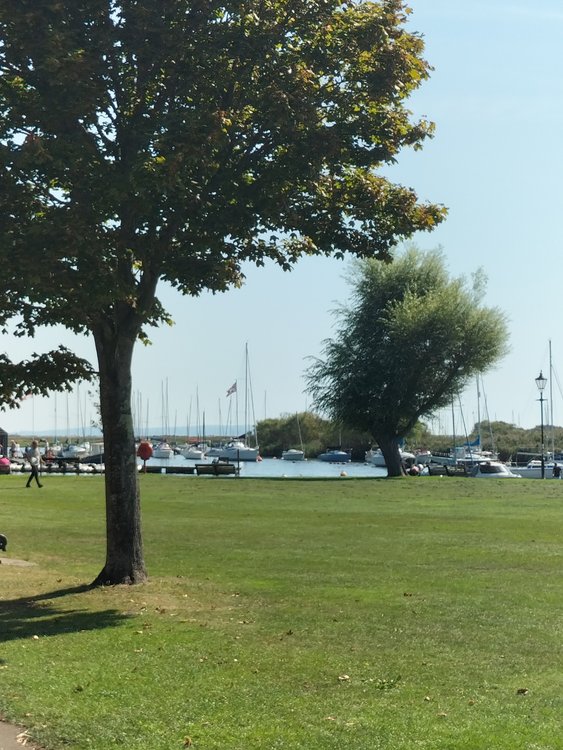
left=226, top=382, right=237, bottom=397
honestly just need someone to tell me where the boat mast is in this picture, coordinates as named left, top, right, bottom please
left=451, top=399, right=456, bottom=459
left=476, top=376, right=482, bottom=448
left=186, top=395, right=192, bottom=442
left=54, top=392, right=58, bottom=443
left=244, top=342, right=249, bottom=441
left=297, top=412, right=304, bottom=452
left=549, top=339, right=555, bottom=455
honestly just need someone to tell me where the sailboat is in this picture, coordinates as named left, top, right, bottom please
left=282, top=413, right=305, bottom=461
left=152, top=379, right=174, bottom=458
left=180, top=444, right=206, bottom=460
left=180, top=393, right=208, bottom=460
left=216, top=343, right=260, bottom=461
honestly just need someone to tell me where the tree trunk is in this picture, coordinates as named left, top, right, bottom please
left=91, top=324, right=147, bottom=585
left=377, top=435, right=406, bottom=478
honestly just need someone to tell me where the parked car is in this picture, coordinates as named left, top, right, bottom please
left=469, top=461, right=521, bottom=478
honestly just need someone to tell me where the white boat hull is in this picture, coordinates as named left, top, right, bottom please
left=206, top=440, right=259, bottom=461
left=180, top=447, right=206, bottom=460
left=469, top=461, right=521, bottom=478
left=366, top=448, right=415, bottom=467
left=59, top=444, right=90, bottom=459
left=152, top=443, right=174, bottom=459
left=511, top=462, right=561, bottom=479
left=282, top=449, right=305, bottom=461
left=152, top=450, right=174, bottom=459
left=205, top=446, right=224, bottom=457
left=218, top=444, right=260, bottom=461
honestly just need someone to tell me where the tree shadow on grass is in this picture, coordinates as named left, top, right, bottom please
left=0, top=584, right=131, bottom=642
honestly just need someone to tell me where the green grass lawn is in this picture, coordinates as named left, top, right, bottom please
left=1, top=473, right=562, bottom=749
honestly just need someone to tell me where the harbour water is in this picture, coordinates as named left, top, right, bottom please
left=141, top=456, right=388, bottom=479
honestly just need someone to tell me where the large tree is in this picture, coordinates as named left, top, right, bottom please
left=306, top=248, right=509, bottom=476
left=0, top=1, right=445, bottom=583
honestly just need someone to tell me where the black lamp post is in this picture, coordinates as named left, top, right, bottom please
left=535, top=370, right=547, bottom=479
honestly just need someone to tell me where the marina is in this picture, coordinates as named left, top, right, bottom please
left=6, top=455, right=388, bottom=479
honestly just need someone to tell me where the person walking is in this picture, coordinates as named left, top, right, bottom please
left=25, top=440, right=43, bottom=488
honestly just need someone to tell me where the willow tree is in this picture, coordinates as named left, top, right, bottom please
left=306, top=248, right=509, bottom=476
left=0, top=1, right=445, bottom=583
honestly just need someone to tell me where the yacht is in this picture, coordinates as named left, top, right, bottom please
left=152, top=441, right=174, bottom=459
left=281, top=448, right=305, bottom=461
left=365, top=447, right=415, bottom=467
left=318, top=449, right=351, bottom=463
left=179, top=444, right=207, bottom=460
left=216, top=440, right=260, bottom=462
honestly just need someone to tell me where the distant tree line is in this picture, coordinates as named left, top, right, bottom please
left=256, top=411, right=372, bottom=462
left=255, top=415, right=561, bottom=464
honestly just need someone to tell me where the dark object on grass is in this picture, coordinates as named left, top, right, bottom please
left=0, top=534, right=7, bottom=551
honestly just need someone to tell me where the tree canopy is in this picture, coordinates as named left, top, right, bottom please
left=306, top=247, right=509, bottom=475
left=0, top=1, right=445, bottom=582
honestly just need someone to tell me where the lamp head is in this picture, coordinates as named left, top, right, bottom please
left=535, top=371, right=547, bottom=393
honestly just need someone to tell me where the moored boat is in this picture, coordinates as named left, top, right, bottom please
left=58, top=442, right=90, bottom=459
left=216, top=440, right=260, bottom=461
left=282, top=414, right=305, bottom=462
left=365, top=447, right=416, bottom=467
left=152, top=441, right=174, bottom=459
left=509, top=459, right=562, bottom=479
left=430, top=447, right=498, bottom=467
left=318, top=448, right=351, bottom=463
left=282, top=448, right=305, bottom=461
left=179, top=444, right=207, bottom=460
left=469, top=461, right=521, bottom=478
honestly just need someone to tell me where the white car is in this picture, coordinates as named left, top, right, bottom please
left=469, top=461, right=521, bottom=478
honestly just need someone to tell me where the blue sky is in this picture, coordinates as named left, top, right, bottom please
left=4, top=0, right=563, bottom=437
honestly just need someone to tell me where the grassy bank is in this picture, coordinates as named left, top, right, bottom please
left=0, top=474, right=562, bottom=749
